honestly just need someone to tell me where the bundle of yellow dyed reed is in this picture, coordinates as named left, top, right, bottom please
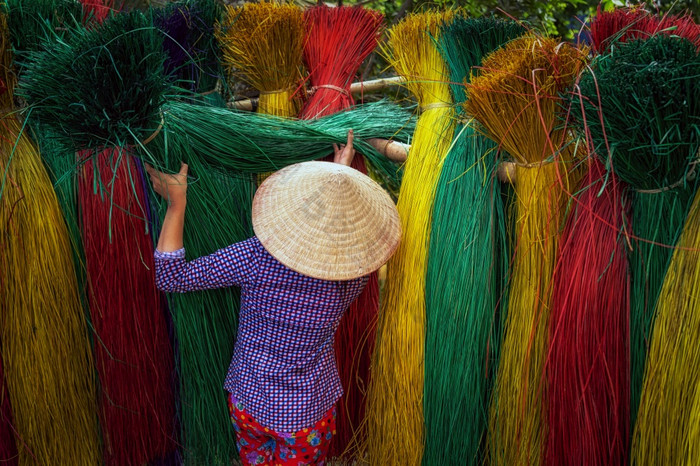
left=365, top=11, right=455, bottom=466
left=465, top=35, right=587, bottom=466
left=217, top=1, right=304, bottom=117
left=0, top=17, right=101, bottom=462
left=633, top=158, right=700, bottom=464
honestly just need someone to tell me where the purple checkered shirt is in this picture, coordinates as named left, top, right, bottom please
left=154, top=236, right=367, bottom=432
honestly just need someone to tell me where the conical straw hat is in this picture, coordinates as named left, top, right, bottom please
left=252, top=161, right=401, bottom=280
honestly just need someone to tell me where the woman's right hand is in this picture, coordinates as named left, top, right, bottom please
left=145, top=162, right=189, bottom=208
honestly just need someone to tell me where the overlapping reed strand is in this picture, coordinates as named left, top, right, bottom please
left=299, top=4, right=384, bottom=459
left=155, top=4, right=255, bottom=462
left=140, top=100, right=415, bottom=174
left=217, top=1, right=304, bottom=117
left=79, top=0, right=115, bottom=23
left=465, top=35, right=588, bottom=466
left=632, top=166, right=700, bottom=465
left=148, top=155, right=254, bottom=466
left=423, top=16, right=525, bottom=466
left=590, top=6, right=700, bottom=54
left=3, top=0, right=84, bottom=62
left=0, top=12, right=101, bottom=465
left=575, top=35, right=700, bottom=430
left=545, top=158, right=631, bottom=466
left=624, top=41, right=700, bottom=464
left=78, top=148, right=178, bottom=466
left=16, top=10, right=180, bottom=464
left=0, top=116, right=102, bottom=465
left=364, top=11, right=455, bottom=466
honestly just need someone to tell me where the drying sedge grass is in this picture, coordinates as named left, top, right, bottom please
left=574, top=35, right=700, bottom=429
left=465, top=35, right=588, bottom=466
left=633, top=177, right=700, bottom=465
left=424, top=16, right=525, bottom=466
left=17, top=9, right=170, bottom=151
left=546, top=159, right=631, bottom=466
left=365, top=11, right=455, bottom=466
left=140, top=100, right=412, bottom=182
left=0, top=114, right=102, bottom=465
left=147, top=153, right=254, bottom=465
left=217, top=1, right=304, bottom=117
left=299, top=5, right=384, bottom=459
left=0, top=14, right=101, bottom=463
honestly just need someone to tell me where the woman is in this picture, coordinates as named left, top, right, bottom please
left=147, top=131, right=401, bottom=465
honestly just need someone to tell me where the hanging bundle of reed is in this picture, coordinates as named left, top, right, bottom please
left=140, top=99, right=414, bottom=175
left=300, top=4, right=382, bottom=118
left=0, top=11, right=101, bottom=465
left=217, top=1, right=304, bottom=117
left=600, top=36, right=700, bottom=464
left=633, top=165, right=700, bottom=464
left=364, top=11, right=455, bottom=466
left=465, top=35, right=588, bottom=466
left=545, top=158, right=631, bottom=466
left=298, top=5, right=384, bottom=458
left=576, top=35, right=700, bottom=430
left=424, top=16, right=525, bottom=466
left=78, top=147, right=179, bottom=466
left=155, top=3, right=255, bottom=462
left=17, top=9, right=169, bottom=152
left=16, top=10, right=180, bottom=464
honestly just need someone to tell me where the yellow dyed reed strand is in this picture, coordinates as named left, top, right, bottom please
left=365, top=11, right=455, bottom=466
left=0, top=113, right=102, bottom=465
left=633, top=183, right=700, bottom=465
left=465, top=35, right=588, bottom=466
left=0, top=14, right=100, bottom=464
left=217, top=1, right=304, bottom=117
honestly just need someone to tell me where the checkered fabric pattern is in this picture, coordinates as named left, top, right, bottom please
left=154, top=237, right=368, bottom=432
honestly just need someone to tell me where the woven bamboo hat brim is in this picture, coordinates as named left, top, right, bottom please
left=252, top=161, right=401, bottom=280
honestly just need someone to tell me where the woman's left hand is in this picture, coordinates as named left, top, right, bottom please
left=333, top=129, right=356, bottom=167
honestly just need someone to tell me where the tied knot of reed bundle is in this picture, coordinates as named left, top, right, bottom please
left=217, top=2, right=303, bottom=116
left=382, top=11, right=455, bottom=110
left=300, top=4, right=383, bottom=118
left=466, top=35, right=588, bottom=165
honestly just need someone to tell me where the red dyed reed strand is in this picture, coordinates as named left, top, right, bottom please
left=299, top=4, right=383, bottom=458
left=79, top=148, right=178, bottom=465
left=79, top=0, right=116, bottom=23
left=591, top=6, right=700, bottom=53
left=546, top=159, right=631, bottom=466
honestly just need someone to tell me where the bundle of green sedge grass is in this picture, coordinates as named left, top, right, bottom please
left=424, top=15, right=525, bottom=466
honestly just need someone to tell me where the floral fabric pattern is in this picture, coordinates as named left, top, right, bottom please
left=228, top=393, right=336, bottom=465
